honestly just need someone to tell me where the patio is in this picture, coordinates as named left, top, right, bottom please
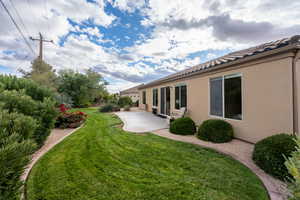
left=115, top=111, right=168, bottom=133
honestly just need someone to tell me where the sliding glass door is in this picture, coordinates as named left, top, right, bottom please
left=160, top=87, right=170, bottom=116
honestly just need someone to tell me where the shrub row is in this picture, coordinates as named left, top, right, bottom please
left=0, top=75, right=57, bottom=199
left=99, top=104, right=121, bottom=112
left=169, top=115, right=298, bottom=182
left=170, top=118, right=233, bottom=143
left=0, top=90, right=57, bottom=145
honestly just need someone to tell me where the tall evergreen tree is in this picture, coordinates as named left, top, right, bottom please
left=19, top=59, right=57, bottom=90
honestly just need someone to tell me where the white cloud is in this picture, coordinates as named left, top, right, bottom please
left=109, top=0, right=146, bottom=13
left=1, top=0, right=300, bottom=93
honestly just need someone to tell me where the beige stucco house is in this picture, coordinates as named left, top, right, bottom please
left=120, top=84, right=142, bottom=103
left=138, top=35, right=300, bottom=143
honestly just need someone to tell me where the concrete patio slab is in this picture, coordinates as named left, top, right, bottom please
left=115, top=111, right=168, bottom=133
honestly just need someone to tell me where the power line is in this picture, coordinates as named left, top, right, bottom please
left=0, top=0, right=36, bottom=56
left=26, top=0, right=39, bottom=33
left=43, top=0, right=50, bottom=34
left=9, top=0, right=31, bottom=37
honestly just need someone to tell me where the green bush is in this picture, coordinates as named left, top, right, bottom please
left=0, top=110, right=37, bottom=140
left=285, top=137, right=300, bottom=200
left=0, top=86, right=57, bottom=146
left=55, top=111, right=87, bottom=129
left=0, top=75, right=53, bottom=102
left=197, top=119, right=233, bottom=143
left=169, top=117, right=196, bottom=135
left=118, top=96, right=133, bottom=108
left=124, top=105, right=131, bottom=111
left=99, top=104, right=120, bottom=112
left=0, top=124, right=36, bottom=200
left=253, top=134, right=297, bottom=181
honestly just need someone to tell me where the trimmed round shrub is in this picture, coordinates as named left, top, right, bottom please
left=197, top=119, right=233, bottom=143
left=252, top=134, right=297, bottom=181
left=99, top=104, right=120, bottom=112
left=169, top=117, right=196, bottom=135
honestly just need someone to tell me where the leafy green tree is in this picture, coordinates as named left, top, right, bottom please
left=118, top=96, right=133, bottom=108
left=19, top=58, right=57, bottom=90
left=57, top=69, right=107, bottom=107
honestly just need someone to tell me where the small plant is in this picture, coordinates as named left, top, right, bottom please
left=124, top=105, right=131, bottom=111
left=55, top=111, right=87, bottom=129
left=99, top=104, right=120, bottom=112
left=253, top=133, right=297, bottom=181
left=197, top=119, right=233, bottom=143
left=169, top=117, right=196, bottom=135
left=285, top=137, right=300, bottom=200
left=59, top=104, right=68, bottom=113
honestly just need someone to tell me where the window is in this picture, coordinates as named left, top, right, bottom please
left=175, top=85, right=187, bottom=109
left=153, top=88, right=158, bottom=106
left=142, top=91, right=146, bottom=104
left=210, top=77, right=223, bottom=117
left=210, top=73, right=242, bottom=120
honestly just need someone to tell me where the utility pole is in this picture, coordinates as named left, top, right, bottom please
left=30, top=32, right=53, bottom=60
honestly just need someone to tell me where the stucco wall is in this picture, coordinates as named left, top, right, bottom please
left=295, top=54, right=300, bottom=134
left=139, top=55, right=294, bottom=143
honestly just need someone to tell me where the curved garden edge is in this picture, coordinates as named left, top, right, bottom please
left=21, top=125, right=84, bottom=199
left=152, top=129, right=287, bottom=200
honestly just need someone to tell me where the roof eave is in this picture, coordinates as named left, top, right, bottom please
left=139, top=44, right=300, bottom=90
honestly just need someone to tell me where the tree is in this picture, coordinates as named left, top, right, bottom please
left=118, top=96, right=133, bottom=108
left=57, top=69, right=107, bottom=107
left=19, top=58, right=57, bottom=90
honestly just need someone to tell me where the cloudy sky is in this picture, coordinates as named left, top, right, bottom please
left=0, top=0, right=299, bottom=93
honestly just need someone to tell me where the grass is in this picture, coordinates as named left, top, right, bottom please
left=26, top=108, right=269, bottom=200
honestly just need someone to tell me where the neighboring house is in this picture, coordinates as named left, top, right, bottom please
left=120, top=84, right=142, bottom=102
left=138, top=35, right=300, bottom=143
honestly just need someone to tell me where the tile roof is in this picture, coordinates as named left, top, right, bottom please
left=120, top=84, right=143, bottom=95
left=140, top=35, right=300, bottom=89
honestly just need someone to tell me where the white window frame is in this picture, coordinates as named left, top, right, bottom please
left=209, top=73, right=243, bottom=121
left=175, top=84, right=187, bottom=110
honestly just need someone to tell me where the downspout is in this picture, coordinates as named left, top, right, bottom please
left=292, top=46, right=300, bottom=135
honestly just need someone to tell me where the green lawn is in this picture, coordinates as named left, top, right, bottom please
left=26, top=108, right=269, bottom=200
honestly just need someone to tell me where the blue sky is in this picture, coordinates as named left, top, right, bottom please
left=0, top=0, right=299, bottom=92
